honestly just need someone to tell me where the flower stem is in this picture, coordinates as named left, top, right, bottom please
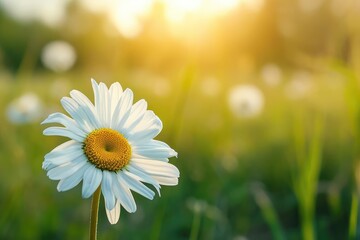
left=90, top=186, right=101, bottom=240
left=349, top=191, right=358, bottom=240
left=189, top=211, right=201, bottom=240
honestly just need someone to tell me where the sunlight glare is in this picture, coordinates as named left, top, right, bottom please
left=239, top=0, right=264, bottom=12
left=79, top=0, right=263, bottom=38
left=79, top=0, right=115, bottom=13
left=110, top=0, right=153, bottom=38
left=161, top=0, right=241, bottom=24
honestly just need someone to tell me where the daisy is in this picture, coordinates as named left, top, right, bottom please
left=7, top=92, right=43, bottom=124
left=228, top=84, right=264, bottom=118
left=42, top=79, right=179, bottom=225
left=41, top=41, right=77, bottom=72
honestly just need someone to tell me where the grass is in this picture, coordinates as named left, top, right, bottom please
left=0, top=64, right=357, bottom=239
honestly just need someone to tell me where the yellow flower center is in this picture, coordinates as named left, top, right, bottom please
left=83, top=128, right=131, bottom=171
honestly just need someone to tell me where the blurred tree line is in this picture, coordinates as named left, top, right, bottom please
left=0, top=0, right=356, bottom=76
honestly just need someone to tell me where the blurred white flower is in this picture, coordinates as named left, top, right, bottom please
left=186, top=197, right=223, bottom=220
left=228, top=84, right=264, bottom=118
left=285, top=70, right=313, bottom=100
left=250, top=182, right=272, bottom=209
left=0, top=0, right=69, bottom=27
left=6, top=93, right=43, bottom=124
left=261, top=63, right=282, bottom=87
left=187, top=198, right=208, bottom=214
left=201, top=77, right=221, bottom=97
left=41, top=41, right=77, bottom=72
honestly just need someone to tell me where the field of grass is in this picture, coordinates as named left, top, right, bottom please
left=0, top=0, right=360, bottom=239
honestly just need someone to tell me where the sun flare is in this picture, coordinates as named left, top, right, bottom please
left=78, top=0, right=259, bottom=38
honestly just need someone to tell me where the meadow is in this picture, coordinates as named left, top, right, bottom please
left=0, top=0, right=359, bottom=239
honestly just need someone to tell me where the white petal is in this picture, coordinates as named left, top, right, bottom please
left=130, top=154, right=169, bottom=162
left=47, top=157, right=88, bottom=180
left=57, top=164, right=90, bottom=191
left=92, top=81, right=109, bottom=127
left=45, top=140, right=78, bottom=154
left=99, top=82, right=111, bottom=127
left=70, top=90, right=101, bottom=129
left=110, top=82, right=123, bottom=101
left=106, top=200, right=121, bottom=225
left=42, top=162, right=57, bottom=171
left=42, top=113, right=86, bottom=136
left=125, top=166, right=161, bottom=195
left=44, top=142, right=82, bottom=158
left=102, top=171, right=116, bottom=211
left=127, top=116, right=162, bottom=142
left=119, top=171, right=155, bottom=200
left=113, top=173, right=137, bottom=213
left=128, top=131, right=159, bottom=145
left=123, top=99, right=147, bottom=131
left=43, top=127, right=84, bottom=142
left=128, top=111, right=160, bottom=135
left=109, top=82, right=123, bottom=114
left=91, top=79, right=107, bottom=127
left=132, top=140, right=177, bottom=159
left=111, top=88, right=133, bottom=130
left=43, top=147, right=84, bottom=170
left=91, top=78, right=101, bottom=114
left=82, top=165, right=103, bottom=198
left=130, top=159, right=180, bottom=178
left=152, top=176, right=178, bottom=186
left=61, top=97, right=93, bottom=133
left=44, top=140, right=81, bottom=159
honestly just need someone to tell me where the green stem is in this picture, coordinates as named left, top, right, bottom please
left=90, top=186, right=101, bottom=240
left=302, top=210, right=315, bottom=240
left=189, top=211, right=201, bottom=240
left=349, top=191, right=358, bottom=240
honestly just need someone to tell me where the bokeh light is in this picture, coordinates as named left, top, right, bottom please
left=0, top=0, right=70, bottom=27
left=41, top=41, right=77, bottom=72
left=228, top=84, right=264, bottom=118
left=6, top=92, right=43, bottom=124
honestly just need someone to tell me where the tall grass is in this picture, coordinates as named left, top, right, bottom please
left=0, top=66, right=356, bottom=239
left=341, top=64, right=360, bottom=240
left=291, top=114, right=323, bottom=240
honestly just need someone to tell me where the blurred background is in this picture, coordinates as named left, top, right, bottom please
left=0, top=0, right=360, bottom=239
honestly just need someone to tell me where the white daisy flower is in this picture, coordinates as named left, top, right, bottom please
left=41, top=41, right=77, bottom=72
left=228, top=84, right=264, bottom=118
left=7, top=92, right=43, bottom=124
left=42, top=79, right=179, bottom=224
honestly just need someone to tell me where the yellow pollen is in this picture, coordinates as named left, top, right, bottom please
left=83, top=128, right=131, bottom=171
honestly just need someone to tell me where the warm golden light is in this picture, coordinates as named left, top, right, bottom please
left=79, top=0, right=250, bottom=38
left=109, top=0, right=153, bottom=38
left=161, top=0, right=241, bottom=24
